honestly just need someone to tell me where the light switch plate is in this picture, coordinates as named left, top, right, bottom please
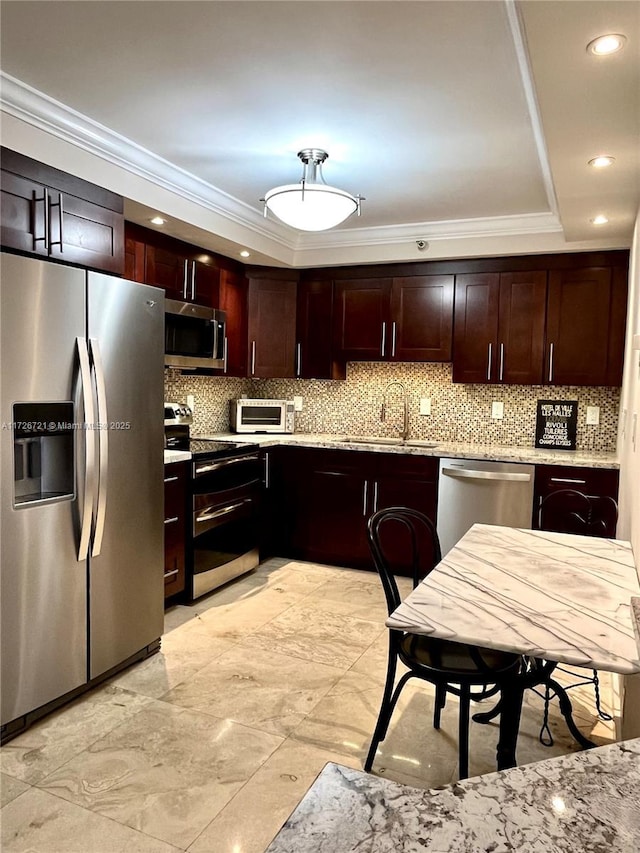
left=419, top=397, right=431, bottom=416
left=586, top=405, right=600, bottom=425
left=491, top=401, right=504, bottom=419
left=293, top=396, right=303, bottom=412
left=186, top=394, right=195, bottom=413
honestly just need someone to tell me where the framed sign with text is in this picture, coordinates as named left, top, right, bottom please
left=535, top=400, right=578, bottom=450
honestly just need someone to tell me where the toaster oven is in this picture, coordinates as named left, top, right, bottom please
left=230, top=399, right=294, bottom=433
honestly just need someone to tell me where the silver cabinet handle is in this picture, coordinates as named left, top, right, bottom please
left=499, top=343, right=504, bottom=382
left=296, top=342, right=302, bottom=377
left=49, top=192, right=64, bottom=251
left=223, top=336, right=228, bottom=374
left=264, top=451, right=270, bottom=489
left=550, top=477, right=586, bottom=485
left=164, top=475, right=179, bottom=483
left=381, top=323, right=386, bottom=357
left=373, top=480, right=379, bottom=512
left=251, top=340, right=256, bottom=375
left=164, top=516, right=179, bottom=525
left=548, top=342, right=554, bottom=383
left=391, top=322, right=397, bottom=358
left=90, top=338, right=108, bottom=557
left=633, top=413, right=638, bottom=451
left=183, top=259, right=189, bottom=300
left=195, top=453, right=259, bottom=476
left=33, top=189, right=49, bottom=250
left=191, top=261, right=196, bottom=301
left=487, top=343, right=492, bottom=381
left=164, top=569, right=180, bottom=579
left=442, top=467, right=531, bottom=482
left=77, top=337, right=96, bottom=562
left=362, top=480, right=369, bottom=516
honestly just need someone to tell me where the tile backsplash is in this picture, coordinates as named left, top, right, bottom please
left=165, top=363, right=620, bottom=452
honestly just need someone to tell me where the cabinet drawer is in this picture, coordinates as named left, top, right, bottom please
left=535, top=465, right=619, bottom=498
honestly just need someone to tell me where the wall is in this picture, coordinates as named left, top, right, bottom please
left=166, top=364, right=620, bottom=452
left=617, top=210, right=640, bottom=555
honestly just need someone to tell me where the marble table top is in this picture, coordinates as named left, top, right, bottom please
left=386, top=524, right=640, bottom=675
left=265, top=739, right=640, bottom=853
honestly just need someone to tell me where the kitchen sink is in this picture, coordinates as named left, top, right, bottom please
left=341, top=436, right=439, bottom=448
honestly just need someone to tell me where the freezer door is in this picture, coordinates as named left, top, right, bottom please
left=1, top=254, right=88, bottom=725
left=87, top=273, right=164, bottom=678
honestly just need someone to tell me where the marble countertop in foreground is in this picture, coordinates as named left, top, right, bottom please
left=199, top=433, right=619, bottom=469
left=265, top=739, right=640, bottom=853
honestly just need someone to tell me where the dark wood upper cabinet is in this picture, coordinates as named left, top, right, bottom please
left=1, top=147, right=124, bottom=275
left=144, top=243, right=219, bottom=307
left=247, top=276, right=297, bottom=378
left=453, top=273, right=500, bottom=383
left=546, top=267, right=627, bottom=386
left=124, top=235, right=145, bottom=283
left=391, top=275, right=454, bottom=362
left=219, top=268, right=248, bottom=377
left=453, top=271, right=547, bottom=384
left=296, top=279, right=344, bottom=379
left=333, top=278, right=393, bottom=362
left=497, top=271, right=547, bottom=384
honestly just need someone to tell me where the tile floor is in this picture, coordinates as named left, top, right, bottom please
left=1, top=558, right=615, bottom=853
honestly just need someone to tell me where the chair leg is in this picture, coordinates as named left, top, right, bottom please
left=458, top=683, right=470, bottom=780
left=433, top=683, right=447, bottom=730
left=364, top=641, right=398, bottom=772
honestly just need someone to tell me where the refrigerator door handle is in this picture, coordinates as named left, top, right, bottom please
left=90, top=338, right=109, bottom=557
left=77, top=337, right=96, bottom=561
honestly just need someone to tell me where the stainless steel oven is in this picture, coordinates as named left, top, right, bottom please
left=190, top=448, right=261, bottom=599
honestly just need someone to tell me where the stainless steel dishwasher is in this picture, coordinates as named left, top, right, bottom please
left=436, top=458, right=535, bottom=556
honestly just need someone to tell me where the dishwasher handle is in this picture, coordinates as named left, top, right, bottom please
left=442, top=467, right=532, bottom=483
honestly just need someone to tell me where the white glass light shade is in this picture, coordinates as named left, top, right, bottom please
left=264, top=183, right=358, bottom=231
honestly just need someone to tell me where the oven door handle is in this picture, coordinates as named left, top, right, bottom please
left=194, top=454, right=260, bottom=476
left=195, top=498, right=254, bottom=524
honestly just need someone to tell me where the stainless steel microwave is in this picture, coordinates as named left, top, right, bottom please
left=165, top=299, right=227, bottom=370
left=230, top=399, right=295, bottom=433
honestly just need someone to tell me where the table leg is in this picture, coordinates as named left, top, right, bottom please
left=496, top=677, right=525, bottom=770
left=545, top=677, right=596, bottom=750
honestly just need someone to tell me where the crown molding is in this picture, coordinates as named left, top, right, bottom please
left=0, top=71, right=296, bottom=252
left=2, top=70, right=569, bottom=264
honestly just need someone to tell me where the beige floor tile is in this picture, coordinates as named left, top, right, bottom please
left=38, top=701, right=283, bottom=850
left=349, top=629, right=391, bottom=679
left=0, top=773, right=30, bottom=808
left=1, top=787, right=181, bottom=853
left=108, top=627, right=234, bottom=700
left=184, top=585, right=305, bottom=644
left=162, top=645, right=343, bottom=737
left=304, top=576, right=390, bottom=623
left=239, top=602, right=383, bottom=670
left=0, top=686, right=154, bottom=785
left=189, top=739, right=360, bottom=853
left=163, top=604, right=197, bottom=634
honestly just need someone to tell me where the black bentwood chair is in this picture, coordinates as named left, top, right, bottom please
left=364, top=507, right=522, bottom=780
left=534, top=489, right=617, bottom=744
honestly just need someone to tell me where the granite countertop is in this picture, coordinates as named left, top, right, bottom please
left=163, top=449, right=191, bottom=463
left=199, top=432, right=619, bottom=469
left=265, top=739, right=640, bottom=853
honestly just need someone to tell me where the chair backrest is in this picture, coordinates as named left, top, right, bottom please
left=540, top=488, right=618, bottom=538
left=367, top=506, right=442, bottom=616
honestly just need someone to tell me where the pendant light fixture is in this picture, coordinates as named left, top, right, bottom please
left=262, top=149, right=363, bottom=231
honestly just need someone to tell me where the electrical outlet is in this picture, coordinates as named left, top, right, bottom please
left=419, top=397, right=431, bottom=416
left=586, top=406, right=600, bottom=425
left=186, top=394, right=195, bottom=413
left=293, top=396, right=303, bottom=412
left=491, top=401, right=504, bottom=419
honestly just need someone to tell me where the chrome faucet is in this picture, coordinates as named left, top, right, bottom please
left=381, top=381, right=409, bottom=441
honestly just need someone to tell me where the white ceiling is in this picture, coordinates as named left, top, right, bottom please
left=0, top=0, right=638, bottom=267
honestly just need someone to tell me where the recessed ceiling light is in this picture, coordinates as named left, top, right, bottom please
left=591, top=214, right=609, bottom=225
left=240, top=250, right=251, bottom=258
left=588, top=155, right=615, bottom=169
left=150, top=216, right=166, bottom=226
left=586, top=34, right=627, bottom=56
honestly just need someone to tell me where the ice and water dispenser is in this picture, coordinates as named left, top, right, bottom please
left=13, top=402, right=75, bottom=507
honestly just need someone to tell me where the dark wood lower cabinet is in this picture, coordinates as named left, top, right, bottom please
left=267, top=447, right=438, bottom=575
left=532, top=465, right=619, bottom=537
left=164, top=461, right=187, bottom=600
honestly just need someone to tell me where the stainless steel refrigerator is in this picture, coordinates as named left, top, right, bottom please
left=1, top=253, right=164, bottom=737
